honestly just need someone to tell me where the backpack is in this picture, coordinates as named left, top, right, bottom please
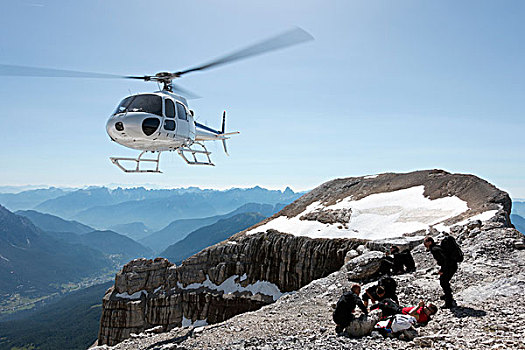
left=372, top=298, right=402, bottom=317
left=374, top=314, right=416, bottom=333
left=390, top=314, right=417, bottom=333
left=440, top=235, right=464, bottom=263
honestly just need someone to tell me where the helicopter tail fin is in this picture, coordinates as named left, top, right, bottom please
left=221, top=111, right=228, bottom=155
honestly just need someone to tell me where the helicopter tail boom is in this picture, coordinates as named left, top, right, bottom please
left=194, top=111, right=239, bottom=155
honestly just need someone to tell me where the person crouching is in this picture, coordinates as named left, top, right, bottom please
left=333, top=284, right=368, bottom=334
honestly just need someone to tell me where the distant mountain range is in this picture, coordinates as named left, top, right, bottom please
left=0, top=186, right=302, bottom=231
left=141, top=203, right=285, bottom=253
left=14, top=210, right=153, bottom=263
left=16, top=210, right=94, bottom=234
left=160, top=212, right=266, bottom=264
left=0, top=204, right=154, bottom=314
left=0, top=188, right=69, bottom=212
left=512, top=201, right=525, bottom=218
left=0, top=205, right=111, bottom=296
left=511, top=214, right=525, bottom=235
left=108, top=222, right=153, bottom=241
left=46, top=230, right=153, bottom=263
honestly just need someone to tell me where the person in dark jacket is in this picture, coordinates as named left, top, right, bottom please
left=424, top=236, right=458, bottom=308
left=370, top=297, right=402, bottom=318
left=390, top=245, right=416, bottom=274
left=333, top=284, right=368, bottom=334
left=378, top=276, right=399, bottom=304
left=379, top=245, right=416, bottom=275
left=362, top=285, right=386, bottom=307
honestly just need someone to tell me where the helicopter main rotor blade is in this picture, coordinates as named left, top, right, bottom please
left=171, top=83, right=201, bottom=99
left=0, top=64, right=135, bottom=79
left=175, top=27, right=313, bottom=77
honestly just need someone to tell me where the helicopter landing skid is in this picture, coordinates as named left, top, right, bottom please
left=110, top=151, right=162, bottom=173
left=177, top=142, right=215, bottom=166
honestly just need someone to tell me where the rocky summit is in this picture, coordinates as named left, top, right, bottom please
left=94, top=170, right=525, bottom=349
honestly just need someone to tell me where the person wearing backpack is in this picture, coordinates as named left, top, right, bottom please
left=423, top=236, right=460, bottom=308
left=333, top=284, right=368, bottom=334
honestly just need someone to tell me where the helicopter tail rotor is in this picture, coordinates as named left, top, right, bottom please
left=221, top=111, right=228, bottom=155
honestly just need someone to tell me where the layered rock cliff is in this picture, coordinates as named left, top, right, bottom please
left=97, top=170, right=514, bottom=346
left=98, top=233, right=365, bottom=345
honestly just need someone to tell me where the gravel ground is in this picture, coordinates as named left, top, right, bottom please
left=92, top=226, right=525, bottom=350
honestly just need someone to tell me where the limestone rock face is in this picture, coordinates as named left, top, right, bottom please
left=97, top=170, right=514, bottom=347
left=98, top=231, right=364, bottom=346
left=91, top=214, right=525, bottom=350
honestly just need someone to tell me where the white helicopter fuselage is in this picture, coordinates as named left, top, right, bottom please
left=106, top=91, right=197, bottom=152
left=105, top=91, right=236, bottom=172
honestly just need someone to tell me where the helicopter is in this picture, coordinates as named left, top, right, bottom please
left=0, top=28, right=313, bottom=173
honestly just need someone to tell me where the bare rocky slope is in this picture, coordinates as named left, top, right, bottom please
left=94, top=170, right=525, bottom=349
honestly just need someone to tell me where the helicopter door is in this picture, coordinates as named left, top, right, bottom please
left=175, top=102, right=190, bottom=139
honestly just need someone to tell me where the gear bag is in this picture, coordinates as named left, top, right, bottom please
left=441, top=235, right=464, bottom=263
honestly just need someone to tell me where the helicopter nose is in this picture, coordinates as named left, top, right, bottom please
left=106, top=113, right=161, bottom=139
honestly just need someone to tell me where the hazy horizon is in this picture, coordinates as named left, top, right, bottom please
left=1, top=1, right=524, bottom=197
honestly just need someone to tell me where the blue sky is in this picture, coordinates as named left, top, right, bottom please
left=0, top=0, right=524, bottom=197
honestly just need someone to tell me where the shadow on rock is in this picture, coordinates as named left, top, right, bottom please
left=450, top=306, right=487, bottom=318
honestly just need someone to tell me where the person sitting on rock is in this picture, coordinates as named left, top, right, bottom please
left=333, top=284, right=368, bottom=334
left=380, top=245, right=416, bottom=275
left=390, top=245, right=416, bottom=274
left=402, top=300, right=438, bottom=324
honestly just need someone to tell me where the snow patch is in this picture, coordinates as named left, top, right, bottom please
left=364, top=174, right=378, bottom=179
left=176, top=274, right=284, bottom=301
left=433, top=209, right=499, bottom=233
left=182, top=316, right=208, bottom=327
left=246, top=186, right=469, bottom=240
left=116, top=290, right=147, bottom=299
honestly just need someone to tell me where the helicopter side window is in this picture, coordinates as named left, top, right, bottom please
left=164, top=119, right=175, bottom=131
left=165, top=99, right=175, bottom=118
left=176, top=102, right=188, bottom=121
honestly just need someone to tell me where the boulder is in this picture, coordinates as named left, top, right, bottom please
left=346, top=251, right=385, bottom=281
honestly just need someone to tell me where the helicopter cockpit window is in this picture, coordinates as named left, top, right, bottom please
left=165, top=99, right=175, bottom=118
left=113, top=94, right=162, bottom=116
left=176, top=102, right=188, bottom=121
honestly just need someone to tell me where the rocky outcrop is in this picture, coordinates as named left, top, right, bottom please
left=92, top=208, right=525, bottom=350
left=254, top=169, right=511, bottom=229
left=98, top=231, right=366, bottom=345
left=97, top=170, right=514, bottom=346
